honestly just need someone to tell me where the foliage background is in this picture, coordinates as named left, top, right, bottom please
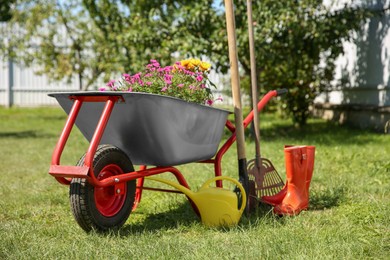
left=0, top=0, right=385, bottom=125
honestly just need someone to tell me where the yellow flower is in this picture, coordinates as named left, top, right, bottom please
left=186, top=62, right=195, bottom=70
left=199, top=61, right=211, bottom=71
left=181, top=59, right=190, bottom=67
left=189, top=58, right=201, bottom=66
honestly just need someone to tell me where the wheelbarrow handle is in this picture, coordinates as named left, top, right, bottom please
left=242, top=89, right=286, bottom=129
left=276, top=88, right=288, bottom=96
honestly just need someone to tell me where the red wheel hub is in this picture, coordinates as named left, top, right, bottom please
left=94, top=164, right=127, bottom=217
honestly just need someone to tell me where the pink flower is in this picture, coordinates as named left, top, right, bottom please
left=146, top=64, right=156, bottom=71
left=106, top=79, right=116, bottom=87
left=177, top=83, right=184, bottom=88
left=150, top=60, right=160, bottom=68
left=161, top=86, right=168, bottom=92
left=206, top=99, right=213, bottom=106
left=127, top=87, right=133, bottom=92
left=196, top=75, right=203, bottom=82
left=215, top=96, right=224, bottom=102
left=99, top=87, right=106, bottom=91
left=123, top=73, right=131, bottom=82
left=146, top=81, right=152, bottom=85
left=185, top=70, right=195, bottom=76
left=164, top=74, right=173, bottom=84
left=164, top=66, right=173, bottom=72
left=132, top=73, right=141, bottom=80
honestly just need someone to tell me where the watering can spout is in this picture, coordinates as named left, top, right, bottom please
left=146, top=176, right=246, bottom=227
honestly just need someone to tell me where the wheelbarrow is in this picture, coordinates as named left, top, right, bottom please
left=48, top=90, right=287, bottom=232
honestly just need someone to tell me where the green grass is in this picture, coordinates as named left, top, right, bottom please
left=0, top=106, right=389, bottom=259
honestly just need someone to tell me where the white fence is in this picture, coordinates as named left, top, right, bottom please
left=0, top=60, right=80, bottom=107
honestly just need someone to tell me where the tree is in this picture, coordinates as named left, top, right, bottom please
left=0, top=0, right=219, bottom=90
left=0, top=0, right=16, bottom=21
left=211, top=0, right=375, bottom=127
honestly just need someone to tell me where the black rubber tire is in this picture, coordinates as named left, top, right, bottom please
left=69, top=145, right=136, bottom=232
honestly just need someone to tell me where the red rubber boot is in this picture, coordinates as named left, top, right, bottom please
left=273, top=146, right=308, bottom=216
left=261, top=185, right=287, bottom=206
left=261, top=145, right=295, bottom=206
left=262, top=145, right=315, bottom=208
left=301, top=146, right=315, bottom=210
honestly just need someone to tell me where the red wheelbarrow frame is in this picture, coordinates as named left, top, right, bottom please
left=48, top=89, right=285, bottom=210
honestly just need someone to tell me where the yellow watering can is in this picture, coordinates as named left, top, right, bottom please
left=146, top=176, right=246, bottom=227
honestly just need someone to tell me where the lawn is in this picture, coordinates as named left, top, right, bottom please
left=0, top=106, right=389, bottom=259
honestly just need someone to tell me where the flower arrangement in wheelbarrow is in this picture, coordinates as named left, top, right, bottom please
left=103, top=58, right=222, bottom=105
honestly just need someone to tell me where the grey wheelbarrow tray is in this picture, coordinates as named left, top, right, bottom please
left=50, top=92, right=229, bottom=167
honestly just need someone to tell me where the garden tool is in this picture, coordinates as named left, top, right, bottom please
left=225, top=0, right=250, bottom=213
left=273, top=146, right=310, bottom=216
left=245, top=0, right=284, bottom=206
left=262, top=145, right=315, bottom=207
left=146, top=176, right=247, bottom=227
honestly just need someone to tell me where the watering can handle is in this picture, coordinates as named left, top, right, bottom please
left=201, top=176, right=247, bottom=216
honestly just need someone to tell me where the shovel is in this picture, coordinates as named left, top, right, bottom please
left=224, top=0, right=250, bottom=213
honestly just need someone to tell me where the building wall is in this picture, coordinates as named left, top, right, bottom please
left=314, top=0, right=390, bottom=131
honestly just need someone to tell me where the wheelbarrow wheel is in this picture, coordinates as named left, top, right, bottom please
left=70, top=145, right=136, bottom=232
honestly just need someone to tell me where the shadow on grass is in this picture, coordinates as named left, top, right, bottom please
left=261, top=121, right=376, bottom=145
left=309, top=186, right=347, bottom=210
left=118, top=185, right=347, bottom=235
left=119, top=202, right=199, bottom=235
left=0, top=130, right=56, bottom=139
left=224, top=119, right=377, bottom=146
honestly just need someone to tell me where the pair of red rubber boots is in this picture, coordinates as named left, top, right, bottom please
left=262, top=145, right=315, bottom=216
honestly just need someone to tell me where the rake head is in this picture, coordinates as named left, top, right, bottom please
left=248, top=158, right=284, bottom=200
